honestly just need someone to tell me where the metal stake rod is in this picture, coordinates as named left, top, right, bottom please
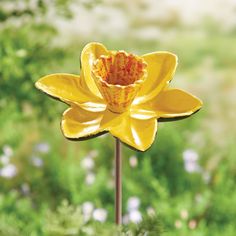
left=115, top=138, right=122, bottom=225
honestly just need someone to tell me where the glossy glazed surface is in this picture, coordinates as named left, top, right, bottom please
left=35, top=42, right=202, bottom=151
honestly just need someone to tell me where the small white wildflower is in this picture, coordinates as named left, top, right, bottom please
left=3, top=145, right=13, bottom=157
left=129, top=210, right=142, bottom=223
left=34, top=142, right=50, bottom=154
left=0, top=155, right=10, bottom=165
left=82, top=202, right=94, bottom=215
left=81, top=157, right=94, bottom=170
left=188, top=220, right=197, bottom=229
left=127, top=196, right=140, bottom=212
left=93, top=208, right=107, bottom=222
left=183, top=149, right=199, bottom=162
left=31, top=156, right=44, bottom=167
left=175, top=220, right=182, bottom=229
left=0, top=164, right=17, bottom=178
left=85, top=173, right=95, bottom=185
left=184, top=161, right=202, bottom=173
left=129, top=155, right=138, bottom=168
left=183, top=149, right=201, bottom=173
left=180, top=209, right=189, bottom=220
left=82, top=201, right=94, bottom=222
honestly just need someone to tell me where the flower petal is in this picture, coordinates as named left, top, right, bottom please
left=61, top=106, right=126, bottom=140
left=81, top=42, right=109, bottom=99
left=134, top=52, right=177, bottom=104
left=35, top=73, right=105, bottom=111
left=110, top=114, right=157, bottom=151
left=134, top=88, right=203, bottom=119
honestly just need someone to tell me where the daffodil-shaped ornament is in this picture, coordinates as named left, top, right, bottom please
left=36, top=42, right=202, bottom=226
left=35, top=42, right=202, bottom=152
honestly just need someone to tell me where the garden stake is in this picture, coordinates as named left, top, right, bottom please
left=35, top=42, right=202, bottom=228
left=115, top=138, right=122, bottom=225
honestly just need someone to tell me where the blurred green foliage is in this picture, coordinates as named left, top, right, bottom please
left=0, top=0, right=74, bottom=21
left=0, top=23, right=70, bottom=118
left=0, top=0, right=236, bottom=235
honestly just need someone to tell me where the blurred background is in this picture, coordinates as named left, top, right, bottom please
left=0, top=0, right=236, bottom=235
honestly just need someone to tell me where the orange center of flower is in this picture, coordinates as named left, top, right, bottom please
left=92, top=51, right=147, bottom=113
left=93, top=51, right=147, bottom=86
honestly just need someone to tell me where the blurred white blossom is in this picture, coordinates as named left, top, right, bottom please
left=127, top=196, right=140, bottom=211
left=0, top=155, right=10, bottom=165
left=82, top=202, right=94, bottom=215
left=129, top=210, right=142, bottom=223
left=175, top=219, right=183, bottom=229
left=31, top=156, right=44, bottom=167
left=81, top=157, right=94, bottom=170
left=183, top=149, right=202, bottom=173
left=129, top=155, right=138, bottom=168
left=185, top=162, right=202, bottom=173
left=85, top=172, right=95, bottom=185
left=3, top=145, right=13, bottom=157
left=93, top=208, right=107, bottom=222
left=0, top=164, right=17, bottom=178
left=82, top=201, right=94, bottom=222
left=34, top=142, right=50, bottom=154
left=189, top=219, right=197, bottom=229
left=183, top=149, right=199, bottom=162
left=180, top=209, right=189, bottom=220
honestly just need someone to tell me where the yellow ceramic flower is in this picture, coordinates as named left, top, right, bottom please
left=35, top=42, right=202, bottom=151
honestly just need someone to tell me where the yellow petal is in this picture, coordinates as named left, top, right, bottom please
left=133, top=88, right=203, bottom=119
left=61, top=106, right=126, bottom=140
left=130, top=107, right=157, bottom=120
left=134, top=52, right=177, bottom=104
left=81, top=42, right=109, bottom=99
left=35, top=73, right=105, bottom=111
left=110, top=114, right=157, bottom=151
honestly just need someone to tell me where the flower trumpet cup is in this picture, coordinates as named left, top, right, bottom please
left=35, top=42, right=202, bottom=151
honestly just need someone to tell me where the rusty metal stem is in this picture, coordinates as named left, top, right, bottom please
left=115, top=138, right=122, bottom=225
